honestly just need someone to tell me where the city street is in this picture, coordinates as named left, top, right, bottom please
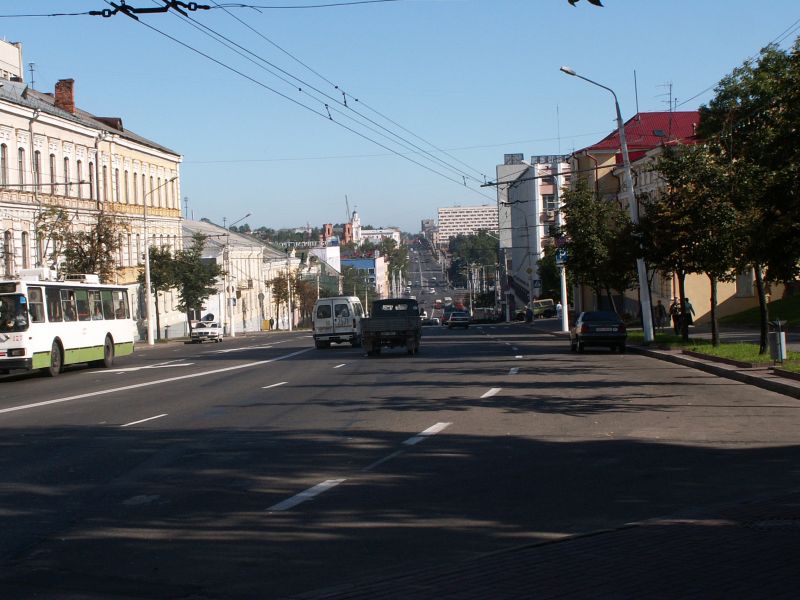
left=1, top=325, right=799, bottom=598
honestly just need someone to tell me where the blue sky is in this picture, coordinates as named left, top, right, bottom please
left=4, top=0, right=800, bottom=232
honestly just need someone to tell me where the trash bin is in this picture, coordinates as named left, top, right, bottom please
left=769, top=320, right=787, bottom=362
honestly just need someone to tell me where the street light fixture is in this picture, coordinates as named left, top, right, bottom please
left=143, top=175, right=178, bottom=346
left=559, top=66, right=654, bottom=342
left=224, top=212, right=251, bottom=338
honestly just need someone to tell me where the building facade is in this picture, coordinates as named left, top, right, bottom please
left=436, top=204, right=499, bottom=244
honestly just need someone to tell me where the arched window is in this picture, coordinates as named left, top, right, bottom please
left=102, top=165, right=108, bottom=202
left=49, top=153, right=56, bottom=195
left=33, top=150, right=41, bottom=192
left=118, top=234, right=124, bottom=267
left=149, top=176, right=154, bottom=205
left=3, top=230, right=13, bottom=276
left=157, top=177, right=162, bottom=207
left=141, top=173, right=146, bottom=205
left=21, top=231, right=30, bottom=269
left=114, top=168, right=120, bottom=203
left=64, top=157, right=70, bottom=196
left=88, top=162, right=95, bottom=200
left=132, top=172, right=138, bottom=205
left=76, top=160, right=83, bottom=199
left=124, top=170, right=129, bottom=204
left=127, top=233, right=133, bottom=265
left=0, top=143, right=7, bottom=185
left=17, top=148, right=25, bottom=189
left=136, top=233, right=141, bottom=263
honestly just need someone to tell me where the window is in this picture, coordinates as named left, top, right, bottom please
left=127, top=233, right=133, bottom=265
left=76, top=160, right=83, bottom=199
left=334, top=304, right=350, bottom=318
left=0, top=143, right=7, bottom=185
left=149, top=176, right=154, bottom=204
left=102, top=165, right=108, bottom=202
left=21, top=231, right=29, bottom=269
left=736, top=270, right=755, bottom=298
left=316, top=304, right=331, bottom=319
left=61, top=289, right=78, bottom=321
left=63, top=157, right=70, bottom=196
left=90, top=290, right=103, bottom=319
left=157, top=177, right=162, bottom=207
left=49, top=153, right=56, bottom=195
left=28, top=287, right=45, bottom=323
left=113, top=290, right=129, bottom=319
left=133, top=173, right=138, bottom=204
left=101, top=290, right=115, bottom=319
left=46, top=287, right=63, bottom=322
left=74, top=289, right=91, bottom=321
left=543, top=194, right=557, bottom=211
left=17, top=148, right=25, bottom=189
left=114, top=168, right=120, bottom=203
left=118, top=234, right=124, bottom=267
left=33, top=150, right=42, bottom=192
left=124, top=170, right=129, bottom=204
left=3, top=230, right=12, bottom=276
left=136, top=234, right=141, bottom=262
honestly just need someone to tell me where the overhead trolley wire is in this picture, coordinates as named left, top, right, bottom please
left=168, top=5, right=487, bottom=185
left=208, top=0, right=490, bottom=183
left=121, top=8, right=494, bottom=200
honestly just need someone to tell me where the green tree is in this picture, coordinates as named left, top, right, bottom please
left=137, top=245, right=177, bottom=341
left=561, top=179, right=637, bottom=313
left=447, top=231, right=499, bottom=286
left=697, top=38, right=800, bottom=351
left=642, top=143, right=741, bottom=344
left=62, top=212, right=129, bottom=283
left=34, top=207, right=74, bottom=270
left=173, top=233, right=223, bottom=333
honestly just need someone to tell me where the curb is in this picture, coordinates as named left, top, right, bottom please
left=630, top=345, right=800, bottom=400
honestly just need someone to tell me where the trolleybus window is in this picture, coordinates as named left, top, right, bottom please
left=101, top=290, right=115, bottom=319
left=90, top=290, right=103, bottom=319
left=46, top=287, right=63, bottom=322
left=74, top=289, right=91, bottom=322
left=28, top=287, right=45, bottom=323
left=60, top=289, right=78, bottom=321
left=0, top=294, right=27, bottom=332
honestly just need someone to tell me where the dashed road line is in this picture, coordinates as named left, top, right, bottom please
left=509, top=367, right=519, bottom=375
left=481, top=388, right=502, bottom=399
left=333, top=364, right=347, bottom=369
left=262, top=381, right=288, bottom=389
left=403, top=422, right=452, bottom=446
left=515, top=355, right=523, bottom=359
left=121, top=413, right=167, bottom=427
left=268, top=479, right=346, bottom=512
left=362, top=449, right=405, bottom=472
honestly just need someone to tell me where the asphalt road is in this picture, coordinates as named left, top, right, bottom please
left=1, top=322, right=800, bottom=599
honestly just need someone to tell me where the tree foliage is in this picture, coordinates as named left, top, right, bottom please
left=447, top=231, right=499, bottom=286
left=173, top=233, right=223, bottom=331
left=62, top=212, right=129, bottom=283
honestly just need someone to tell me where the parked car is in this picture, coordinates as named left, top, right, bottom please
left=190, top=321, right=223, bottom=343
left=312, top=296, right=364, bottom=348
left=532, top=299, right=556, bottom=318
left=447, top=311, right=470, bottom=329
left=569, top=311, right=627, bottom=353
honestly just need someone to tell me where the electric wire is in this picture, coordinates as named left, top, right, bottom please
left=208, top=0, right=490, bottom=182
left=122, top=9, right=494, bottom=199
left=215, top=0, right=402, bottom=8
left=168, top=5, right=487, bottom=184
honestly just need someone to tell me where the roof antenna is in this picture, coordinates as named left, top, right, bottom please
left=634, top=69, right=640, bottom=121
left=28, top=62, right=35, bottom=90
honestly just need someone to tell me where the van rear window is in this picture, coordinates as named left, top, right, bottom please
left=316, top=304, right=332, bottom=319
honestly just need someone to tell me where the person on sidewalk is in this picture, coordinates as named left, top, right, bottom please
left=655, top=300, right=668, bottom=331
left=669, top=298, right=681, bottom=334
left=684, top=298, right=695, bottom=327
left=556, top=301, right=563, bottom=320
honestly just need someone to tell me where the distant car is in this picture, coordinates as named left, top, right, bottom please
left=532, top=299, right=556, bottom=318
left=569, top=311, right=627, bottom=353
left=429, top=288, right=436, bottom=294
left=191, top=321, right=223, bottom=343
left=447, top=311, right=470, bottom=329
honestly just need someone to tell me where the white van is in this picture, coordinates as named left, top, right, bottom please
left=312, top=296, right=364, bottom=349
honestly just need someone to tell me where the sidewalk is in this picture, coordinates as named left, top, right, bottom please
left=290, top=321, right=800, bottom=600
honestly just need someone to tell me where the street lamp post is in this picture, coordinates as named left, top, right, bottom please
left=286, top=252, right=293, bottom=332
left=224, top=212, right=251, bottom=338
left=560, top=66, right=654, bottom=342
left=143, top=175, right=177, bottom=346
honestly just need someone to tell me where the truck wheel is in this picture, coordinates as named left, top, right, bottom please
left=91, top=335, right=114, bottom=368
left=46, top=340, right=63, bottom=377
left=315, top=340, right=326, bottom=349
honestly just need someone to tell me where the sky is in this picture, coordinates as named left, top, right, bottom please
left=3, top=0, right=800, bottom=233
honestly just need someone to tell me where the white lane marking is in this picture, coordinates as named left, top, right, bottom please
left=403, top=422, right=452, bottom=446
left=333, top=364, right=346, bottom=369
left=512, top=347, right=519, bottom=351
left=481, top=388, right=501, bottom=399
left=205, top=344, right=274, bottom=354
left=362, top=449, right=405, bottom=472
left=515, top=355, right=523, bottom=359
left=121, top=413, right=167, bottom=427
left=262, top=381, right=288, bottom=389
left=509, top=367, right=519, bottom=375
left=0, top=348, right=313, bottom=416
left=104, top=360, right=194, bottom=373
left=268, top=479, right=346, bottom=511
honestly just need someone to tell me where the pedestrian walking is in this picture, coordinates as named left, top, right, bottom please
left=525, top=305, right=533, bottom=324
left=269, top=317, right=275, bottom=331
left=655, top=300, right=668, bottom=331
left=669, top=298, right=681, bottom=334
left=684, top=298, right=695, bottom=327
left=556, top=301, right=563, bottom=320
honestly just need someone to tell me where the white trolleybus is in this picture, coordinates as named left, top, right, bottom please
left=0, top=272, right=135, bottom=377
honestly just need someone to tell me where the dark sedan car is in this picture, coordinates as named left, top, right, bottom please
left=569, top=311, right=627, bottom=353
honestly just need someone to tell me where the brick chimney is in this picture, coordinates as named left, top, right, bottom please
left=54, top=79, right=75, bottom=114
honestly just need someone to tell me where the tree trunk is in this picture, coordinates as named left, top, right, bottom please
left=709, top=274, right=719, bottom=347
left=186, top=311, right=193, bottom=334
left=155, top=293, right=162, bottom=341
left=606, top=287, right=618, bottom=314
left=754, top=264, right=769, bottom=354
